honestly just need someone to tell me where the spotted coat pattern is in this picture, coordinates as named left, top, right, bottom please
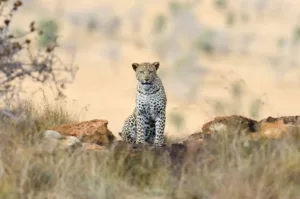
left=119, top=62, right=167, bottom=146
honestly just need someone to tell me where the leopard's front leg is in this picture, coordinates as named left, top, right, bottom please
left=154, top=111, right=166, bottom=146
left=119, top=114, right=137, bottom=144
left=136, top=113, right=147, bottom=144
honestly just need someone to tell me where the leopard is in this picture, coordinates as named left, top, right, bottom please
left=119, top=61, right=167, bottom=146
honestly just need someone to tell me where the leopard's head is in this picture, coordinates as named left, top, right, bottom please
left=132, top=62, right=159, bottom=90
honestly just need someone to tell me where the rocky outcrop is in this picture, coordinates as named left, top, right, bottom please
left=40, top=119, right=115, bottom=153
left=260, top=116, right=300, bottom=125
left=50, top=119, right=116, bottom=145
left=181, top=132, right=206, bottom=153
left=202, top=115, right=259, bottom=135
left=40, top=130, right=109, bottom=153
left=198, top=115, right=300, bottom=140
left=256, top=117, right=287, bottom=139
left=257, top=116, right=300, bottom=139
left=38, top=115, right=300, bottom=155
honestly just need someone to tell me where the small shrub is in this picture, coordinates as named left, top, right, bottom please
left=231, top=80, right=243, bottom=99
left=277, top=37, right=285, bottom=49
left=153, top=14, right=167, bottom=34
left=169, top=111, right=185, bottom=131
left=195, top=29, right=215, bottom=53
left=241, top=12, right=249, bottom=23
left=226, top=11, right=236, bottom=26
left=104, top=16, right=121, bottom=37
left=87, top=17, right=98, bottom=32
left=169, top=1, right=182, bottom=15
left=292, top=25, right=300, bottom=44
left=214, top=0, right=227, bottom=9
left=214, top=100, right=226, bottom=114
left=37, top=19, right=59, bottom=47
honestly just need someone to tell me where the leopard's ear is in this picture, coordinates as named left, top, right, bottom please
left=132, top=63, right=139, bottom=71
left=152, top=62, right=160, bottom=70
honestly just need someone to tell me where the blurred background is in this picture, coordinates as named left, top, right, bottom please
left=11, top=0, right=300, bottom=138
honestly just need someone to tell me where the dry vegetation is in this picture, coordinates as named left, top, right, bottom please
left=0, top=0, right=77, bottom=103
left=0, top=100, right=299, bottom=199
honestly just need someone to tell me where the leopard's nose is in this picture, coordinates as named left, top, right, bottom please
left=145, top=78, right=150, bottom=82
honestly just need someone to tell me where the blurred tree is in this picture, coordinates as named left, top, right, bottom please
left=0, top=1, right=78, bottom=105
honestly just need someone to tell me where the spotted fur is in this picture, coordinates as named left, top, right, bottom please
left=119, top=62, right=167, bottom=146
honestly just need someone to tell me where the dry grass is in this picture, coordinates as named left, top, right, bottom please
left=0, top=100, right=300, bottom=199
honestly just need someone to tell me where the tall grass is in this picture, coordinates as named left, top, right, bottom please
left=0, top=100, right=299, bottom=199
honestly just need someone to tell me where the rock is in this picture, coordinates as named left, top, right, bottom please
left=43, top=130, right=63, bottom=139
left=59, top=136, right=82, bottom=151
left=40, top=131, right=82, bottom=153
left=184, top=132, right=204, bottom=142
left=39, top=137, right=60, bottom=153
left=50, top=119, right=116, bottom=145
left=257, top=116, right=300, bottom=139
left=258, top=119, right=286, bottom=139
left=82, top=143, right=106, bottom=151
left=199, top=115, right=300, bottom=140
left=180, top=132, right=205, bottom=155
left=183, top=132, right=212, bottom=143
left=202, top=115, right=259, bottom=135
left=260, top=116, right=300, bottom=125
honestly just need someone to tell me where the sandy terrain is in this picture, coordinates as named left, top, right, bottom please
left=11, top=0, right=300, bottom=138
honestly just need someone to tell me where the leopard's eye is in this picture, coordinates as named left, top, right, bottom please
left=140, top=71, right=144, bottom=74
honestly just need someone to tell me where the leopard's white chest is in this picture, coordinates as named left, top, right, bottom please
left=136, top=91, right=166, bottom=120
